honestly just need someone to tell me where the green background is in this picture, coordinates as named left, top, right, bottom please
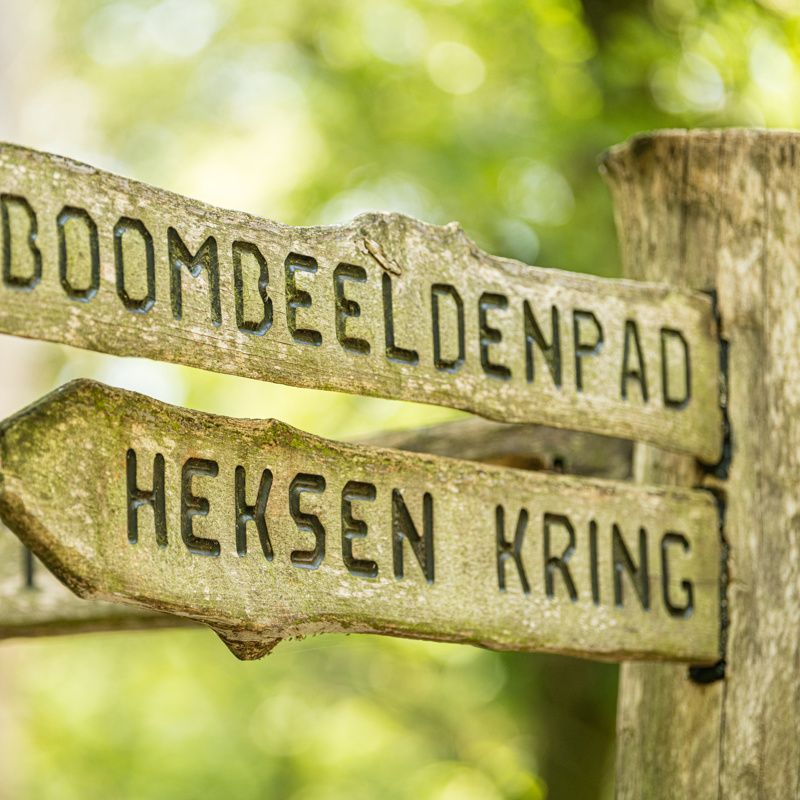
left=0, top=0, right=795, bottom=796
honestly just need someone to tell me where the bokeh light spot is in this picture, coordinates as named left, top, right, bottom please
left=749, top=37, right=795, bottom=94
left=362, top=3, right=428, bottom=65
left=427, top=42, right=485, bottom=95
left=145, top=0, right=220, bottom=58
left=676, top=52, right=726, bottom=111
left=496, top=219, right=540, bottom=264
left=83, top=3, right=147, bottom=66
left=498, top=159, right=574, bottom=227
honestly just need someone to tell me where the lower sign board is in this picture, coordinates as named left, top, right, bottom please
left=0, top=380, right=721, bottom=662
left=0, top=418, right=631, bottom=639
left=0, top=143, right=723, bottom=461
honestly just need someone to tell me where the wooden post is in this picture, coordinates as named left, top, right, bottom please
left=602, top=129, right=800, bottom=795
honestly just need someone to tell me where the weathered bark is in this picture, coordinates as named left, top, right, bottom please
left=359, top=417, right=632, bottom=479
left=603, top=129, right=800, bottom=797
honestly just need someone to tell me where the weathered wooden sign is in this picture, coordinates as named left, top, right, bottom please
left=0, top=415, right=631, bottom=639
left=0, top=380, right=721, bottom=662
left=0, top=143, right=724, bottom=461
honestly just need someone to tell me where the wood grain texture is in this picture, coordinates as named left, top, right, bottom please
left=0, top=380, right=718, bottom=661
left=603, top=129, right=800, bottom=798
left=0, top=143, right=723, bottom=460
left=603, top=130, right=727, bottom=800
left=0, top=416, right=631, bottom=639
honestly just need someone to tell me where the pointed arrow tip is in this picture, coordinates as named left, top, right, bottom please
left=213, top=629, right=281, bottom=661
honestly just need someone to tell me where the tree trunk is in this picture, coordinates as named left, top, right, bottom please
left=603, top=129, right=800, bottom=797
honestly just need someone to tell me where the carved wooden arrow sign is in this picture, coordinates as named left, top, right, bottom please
left=0, top=416, right=632, bottom=640
left=0, top=143, right=724, bottom=461
left=0, top=418, right=632, bottom=639
left=0, top=380, right=721, bottom=662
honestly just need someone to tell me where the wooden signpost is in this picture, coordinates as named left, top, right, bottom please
left=3, top=136, right=763, bottom=792
left=603, top=129, right=800, bottom=798
left=0, top=143, right=724, bottom=461
left=0, top=379, right=719, bottom=662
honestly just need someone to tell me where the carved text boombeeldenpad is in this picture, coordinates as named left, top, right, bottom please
left=0, top=144, right=724, bottom=461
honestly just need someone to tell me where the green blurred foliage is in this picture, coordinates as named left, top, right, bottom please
left=33, top=0, right=800, bottom=283
left=4, top=630, right=616, bottom=800
left=2, top=0, right=799, bottom=796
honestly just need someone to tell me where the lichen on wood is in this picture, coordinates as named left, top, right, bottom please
left=604, top=129, right=800, bottom=798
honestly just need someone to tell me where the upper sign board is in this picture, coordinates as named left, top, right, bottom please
left=0, top=380, right=721, bottom=662
left=0, top=144, right=723, bottom=461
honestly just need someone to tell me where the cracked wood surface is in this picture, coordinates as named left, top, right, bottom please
left=0, top=143, right=723, bottom=460
left=0, top=380, right=719, bottom=661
